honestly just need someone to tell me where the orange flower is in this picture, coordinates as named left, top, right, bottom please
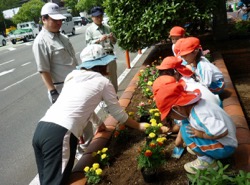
left=114, top=131, right=120, bottom=137
left=149, top=142, right=156, bottom=148
left=119, top=124, right=126, bottom=130
left=157, top=141, right=163, bottom=146
left=144, top=150, right=153, bottom=157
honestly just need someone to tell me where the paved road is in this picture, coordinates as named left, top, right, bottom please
left=0, top=25, right=143, bottom=185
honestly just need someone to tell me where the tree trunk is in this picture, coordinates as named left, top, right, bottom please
left=213, top=0, right=228, bottom=40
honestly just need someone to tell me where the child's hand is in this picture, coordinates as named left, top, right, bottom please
left=186, top=125, right=203, bottom=138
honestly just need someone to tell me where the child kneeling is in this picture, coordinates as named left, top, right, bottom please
left=154, top=82, right=238, bottom=174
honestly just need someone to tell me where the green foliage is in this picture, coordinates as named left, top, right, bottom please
left=187, top=161, right=250, bottom=185
left=137, top=137, right=166, bottom=170
left=103, top=0, right=217, bottom=52
left=232, top=20, right=250, bottom=34
left=64, top=0, right=79, bottom=16
left=12, top=0, right=44, bottom=24
left=76, top=0, right=103, bottom=13
left=84, top=163, right=103, bottom=185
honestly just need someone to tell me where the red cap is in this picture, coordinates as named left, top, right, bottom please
left=174, top=38, right=185, bottom=57
left=152, top=76, right=176, bottom=97
left=179, top=37, right=201, bottom=56
left=156, top=56, right=193, bottom=77
left=154, top=83, right=201, bottom=120
left=169, top=26, right=185, bottom=37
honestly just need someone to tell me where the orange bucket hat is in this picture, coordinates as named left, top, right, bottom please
left=156, top=56, right=193, bottom=77
left=152, top=75, right=176, bottom=97
left=169, top=26, right=185, bottom=37
left=154, top=82, right=201, bottom=120
left=179, top=37, right=201, bottom=56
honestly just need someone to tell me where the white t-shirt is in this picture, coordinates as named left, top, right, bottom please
left=181, top=77, right=221, bottom=106
left=40, top=70, right=128, bottom=138
left=189, top=99, right=237, bottom=148
left=194, top=56, right=224, bottom=91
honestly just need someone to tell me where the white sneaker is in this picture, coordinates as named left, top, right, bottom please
left=184, top=158, right=218, bottom=174
left=186, top=146, right=196, bottom=155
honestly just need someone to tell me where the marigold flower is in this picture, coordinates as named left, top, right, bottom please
left=150, top=118, right=156, bottom=124
left=146, top=88, right=150, bottom=92
left=154, top=112, right=160, bottom=117
left=101, top=154, right=107, bottom=159
left=147, top=81, right=153, bottom=86
left=102, top=147, right=108, bottom=153
left=158, top=123, right=163, bottom=127
left=149, top=142, right=156, bottom=148
left=92, top=152, right=97, bottom=157
left=84, top=166, right=90, bottom=172
left=149, top=133, right=156, bottom=138
left=92, top=163, right=100, bottom=170
left=95, top=168, right=103, bottom=175
left=97, top=150, right=101, bottom=154
left=144, top=123, right=151, bottom=128
left=144, top=150, right=152, bottom=157
left=128, top=112, right=134, bottom=116
left=140, top=69, right=144, bottom=73
left=149, top=109, right=154, bottom=113
left=114, top=131, right=119, bottom=137
left=119, top=124, right=126, bottom=130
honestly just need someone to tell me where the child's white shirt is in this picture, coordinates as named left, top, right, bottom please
left=189, top=99, right=238, bottom=148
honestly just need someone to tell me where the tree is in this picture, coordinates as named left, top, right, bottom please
left=103, top=0, right=221, bottom=52
left=76, top=0, right=103, bottom=13
left=64, top=0, right=79, bottom=16
left=12, top=0, right=44, bottom=24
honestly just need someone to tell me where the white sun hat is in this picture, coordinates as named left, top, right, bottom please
left=78, top=44, right=116, bottom=69
left=41, top=2, right=66, bottom=20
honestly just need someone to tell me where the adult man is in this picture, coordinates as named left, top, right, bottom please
left=33, top=2, right=78, bottom=103
left=85, top=6, right=118, bottom=92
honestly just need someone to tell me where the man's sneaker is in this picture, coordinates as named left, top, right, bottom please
left=186, top=146, right=196, bottom=155
left=184, top=158, right=218, bottom=174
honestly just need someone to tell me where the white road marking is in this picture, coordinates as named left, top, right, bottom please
left=0, top=72, right=38, bottom=92
left=0, top=68, right=15, bottom=77
left=8, top=47, right=16, bottom=51
left=21, top=62, right=31, bottom=66
left=0, top=59, right=15, bottom=66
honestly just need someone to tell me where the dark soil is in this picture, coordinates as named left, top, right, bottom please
left=98, top=36, right=250, bottom=185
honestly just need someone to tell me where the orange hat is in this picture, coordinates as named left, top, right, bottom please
left=156, top=56, right=193, bottom=77
left=169, top=26, right=185, bottom=37
left=152, top=76, right=176, bottom=97
left=174, top=38, right=185, bottom=56
left=179, top=37, right=201, bottom=56
left=154, top=83, right=201, bottom=121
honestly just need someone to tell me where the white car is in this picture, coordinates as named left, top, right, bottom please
left=0, top=35, right=7, bottom=46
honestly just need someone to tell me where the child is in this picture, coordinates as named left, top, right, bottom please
left=154, top=82, right=238, bottom=174
left=154, top=56, right=221, bottom=106
left=237, top=1, right=249, bottom=20
left=169, top=26, right=186, bottom=56
left=179, top=37, right=225, bottom=94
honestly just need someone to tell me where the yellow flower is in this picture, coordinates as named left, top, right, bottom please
left=144, top=123, right=151, bottom=128
left=128, top=112, right=134, bottom=116
left=146, top=88, right=150, bottom=92
left=151, top=122, right=157, bottom=127
left=101, top=154, right=107, bottom=159
left=92, top=152, right=97, bottom=157
left=95, top=168, right=103, bottom=175
left=154, top=112, right=160, bottom=117
left=147, top=81, right=153, bottom=86
left=92, top=163, right=100, bottom=170
left=158, top=123, right=163, bottom=127
left=84, top=166, right=90, bottom=172
left=150, top=119, right=156, bottom=124
left=157, top=137, right=167, bottom=143
left=97, top=150, right=101, bottom=154
left=149, top=133, right=156, bottom=138
left=149, top=109, right=154, bottom=113
left=140, top=69, right=144, bottom=73
left=102, top=147, right=108, bottom=153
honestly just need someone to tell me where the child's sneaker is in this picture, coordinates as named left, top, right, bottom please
left=186, top=146, right=196, bottom=155
left=184, top=158, right=218, bottom=174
